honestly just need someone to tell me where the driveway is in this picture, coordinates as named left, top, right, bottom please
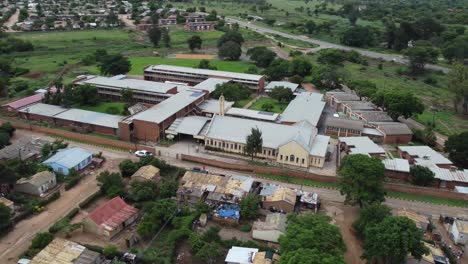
left=226, top=17, right=449, bottom=73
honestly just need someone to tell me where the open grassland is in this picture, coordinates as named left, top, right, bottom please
left=249, top=97, right=288, bottom=113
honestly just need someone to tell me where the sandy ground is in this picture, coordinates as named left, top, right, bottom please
left=3, top=9, right=19, bottom=32
left=118, top=14, right=136, bottom=29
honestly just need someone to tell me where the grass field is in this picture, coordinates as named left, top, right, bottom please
left=128, top=57, right=255, bottom=75
left=73, top=102, right=127, bottom=115
left=249, top=97, right=288, bottom=113
left=414, top=110, right=468, bottom=136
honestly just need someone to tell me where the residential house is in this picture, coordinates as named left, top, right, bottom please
left=225, top=246, right=259, bottom=264
left=450, top=219, right=468, bottom=245
left=252, top=213, right=287, bottom=243
left=42, top=147, right=93, bottom=175
left=83, top=197, right=139, bottom=239
left=30, top=238, right=101, bottom=264
left=0, top=137, right=49, bottom=161
left=382, top=158, right=410, bottom=182
left=260, top=185, right=297, bottom=213
left=131, top=165, right=161, bottom=182
left=15, top=171, right=57, bottom=196
left=397, top=146, right=453, bottom=169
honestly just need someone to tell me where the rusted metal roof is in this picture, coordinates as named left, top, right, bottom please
left=87, top=197, right=138, bottom=231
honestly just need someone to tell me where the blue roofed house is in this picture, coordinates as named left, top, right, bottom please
left=42, top=147, right=93, bottom=175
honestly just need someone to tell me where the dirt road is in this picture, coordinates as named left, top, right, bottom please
left=118, top=14, right=136, bottom=30
left=3, top=9, right=19, bottom=32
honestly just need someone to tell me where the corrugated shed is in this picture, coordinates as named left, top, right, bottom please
left=30, top=238, right=85, bottom=264
left=88, top=197, right=138, bottom=231
left=2, top=93, right=44, bottom=110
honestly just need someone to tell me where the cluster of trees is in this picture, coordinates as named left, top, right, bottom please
left=270, top=87, right=294, bottom=103
left=96, top=171, right=125, bottom=198
left=0, top=122, right=15, bottom=149
left=43, top=83, right=99, bottom=107
left=447, top=63, right=468, bottom=114
left=187, top=35, right=203, bottom=52
left=264, top=57, right=312, bottom=82
left=445, top=131, right=468, bottom=168
left=339, top=154, right=429, bottom=263
left=371, top=89, right=425, bottom=121
left=148, top=26, right=171, bottom=48
left=197, top=59, right=217, bottom=70
left=0, top=58, right=30, bottom=97
left=212, top=82, right=251, bottom=102
left=0, top=32, right=34, bottom=54
left=218, top=30, right=244, bottom=61
left=278, top=214, right=347, bottom=263
left=246, top=46, right=277, bottom=67
left=82, top=49, right=131, bottom=76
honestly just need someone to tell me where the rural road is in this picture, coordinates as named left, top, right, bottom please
left=226, top=17, right=450, bottom=73
left=3, top=9, right=19, bottom=32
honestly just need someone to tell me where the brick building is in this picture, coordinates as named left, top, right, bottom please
left=325, top=117, right=364, bottom=137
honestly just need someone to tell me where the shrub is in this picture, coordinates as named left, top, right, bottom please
left=79, top=190, right=102, bottom=208
left=241, top=224, right=252, bottom=232
left=39, top=191, right=60, bottom=206
left=64, top=176, right=81, bottom=190
left=66, top=207, right=80, bottom=219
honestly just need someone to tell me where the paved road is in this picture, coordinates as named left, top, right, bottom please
left=226, top=17, right=450, bottom=73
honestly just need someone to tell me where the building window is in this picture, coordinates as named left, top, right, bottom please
left=296, top=157, right=299, bottom=163
left=302, top=158, right=305, bottom=164
left=290, top=155, right=295, bottom=162
left=280, top=155, right=283, bottom=160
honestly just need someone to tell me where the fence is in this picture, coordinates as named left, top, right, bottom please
left=181, top=154, right=468, bottom=201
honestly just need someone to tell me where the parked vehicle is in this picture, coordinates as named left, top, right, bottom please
left=134, top=150, right=152, bottom=157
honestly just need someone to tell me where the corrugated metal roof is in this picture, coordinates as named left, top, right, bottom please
left=253, top=213, right=287, bottom=232
left=342, top=101, right=376, bottom=110
left=16, top=171, right=56, bottom=186
left=2, top=93, right=44, bottom=110
left=18, top=103, right=68, bottom=117
left=264, top=187, right=297, bottom=205
left=88, top=197, right=138, bottom=231
left=226, top=107, right=279, bottom=122
left=326, top=117, right=364, bottom=130
left=198, top=99, right=234, bottom=114
left=355, top=111, right=393, bottom=122
left=149, top=64, right=264, bottom=82
left=429, top=167, right=468, bottom=183
left=265, top=81, right=299, bottom=92
left=166, top=116, right=211, bottom=136
left=375, top=122, right=412, bottom=135
left=53, top=108, right=124, bottom=129
left=382, top=158, right=410, bottom=173
left=225, top=247, right=259, bottom=263
left=456, top=219, right=468, bottom=233
left=329, top=92, right=360, bottom=101
left=398, top=146, right=452, bottom=166
left=131, top=165, right=160, bottom=180
left=280, top=92, right=325, bottom=126
left=78, top=75, right=177, bottom=94
left=30, top=238, right=87, bottom=264
left=193, top=78, right=230, bottom=93
left=339, top=136, right=385, bottom=155
left=42, top=147, right=92, bottom=169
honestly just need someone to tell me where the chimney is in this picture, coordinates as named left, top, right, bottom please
left=449, top=166, right=457, bottom=172
left=219, top=94, right=225, bottom=116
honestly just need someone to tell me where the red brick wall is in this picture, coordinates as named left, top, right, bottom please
left=118, top=122, right=131, bottom=141
left=133, top=120, right=160, bottom=142
left=383, top=134, right=412, bottom=144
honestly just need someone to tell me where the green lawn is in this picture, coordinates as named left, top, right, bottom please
left=128, top=57, right=255, bottom=75
left=73, top=102, right=127, bottom=116
left=249, top=97, right=288, bottom=113
left=234, top=94, right=256, bottom=108
left=414, top=110, right=468, bottom=136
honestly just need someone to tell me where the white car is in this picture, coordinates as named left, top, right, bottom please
left=134, top=150, right=152, bottom=157
left=17, top=259, right=30, bottom=264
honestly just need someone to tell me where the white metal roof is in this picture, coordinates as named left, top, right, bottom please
left=78, top=76, right=176, bottom=94
left=166, top=116, right=211, bottom=136
left=198, top=99, right=234, bottom=114
left=148, top=64, right=264, bottom=82
left=193, top=78, right=230, bottom=93
left=397, top=146, right=453, bottom=166
left=265, top=81, right=299, bottom=92
left=225, top=246, right=259, bottom=264
left=339, top=136, right=385, bottom=155
left=429, top=167, right=468, bottom=183
left=19, top=103, right=68, bottom=117
left=309, top=135, right=330, bottom=157
left=362, top=127, right=384, bottom=136
left=280, top=92, right=325, bottom=126
left=132, top=90, right=205, bottom=123
left=226, top=107, right=279, bottom=122
left=455, top=186, right=468, bottom=194
left=54, top=108, right=124, bottom=128
left=382, top=158, right=410, bottom=173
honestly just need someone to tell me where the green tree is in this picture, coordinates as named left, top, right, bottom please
left=371, top=89, right=425, bottom=121
left=304, top=20, right=316, bottom=34
left=137, top=199, right=177, bottom=238
left=218, top=41, right=242, bottom=61
left=445, top=131, right=468, bottom=168
left=279, top=214, right=346, bottom=264
left=96, top=171, right=125, bottom=198
left=338, top=154, right=386, bottom=208
left=197, top=59, right=217, bottom=70
left=0, top=203, right=12, bottom=232
left=147, top=26, right=162, bottom=47
left=195, top=242, right=221, bottom=264
left=264, top=59, right=291, bottom=81
left=103, top=245, right=119, bottom=258
left=317, top=49, right=347, bottom=66
left=187, top=35, right=203, bottom=52
left=240, top=193, right=260, bottom=220
left=218, top=30, right=244, bottom=47
left=0, top=132, right=11, bottom=148
left=30, top=232, right=54, bottom=251
left=246, top=46, right=277, bottom=67
left=446, top=63, right=468, bottom=114
left=410, top=165, right=435, bottom=186
left=120, top=88, right=134, bottom=104
left=352, top=203, right=391, bottom=238
left=98, top=54, right=131, bottom=76
left=158, top=180, right=178, bottom=199
left=162, top=28, right=171, bottom=48
left=212, top=83, right=251, bottom=102
left=289, top=57, right=312, bottom=77
left=0, top=122, right=15, bottom=137
left=362, top=216, right=429, bottom=264
left=129, top=180, right=158, bottom=202
left=118, top=159, right=138, bottom=177
left=73, top=84, right=99, bottom=106
left=404, top=42, right=438, bottom=74
left=245, top=127, right=263, bottom=160
left=340, top=25, right=377, bottom=47
left=270, top=86, right=294, bottom=102
left=347, top=80, right=377, bottom=100
left=261, top=103, right=274, bottom=112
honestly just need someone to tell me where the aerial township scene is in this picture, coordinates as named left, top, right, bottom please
left=0, top=0, right=467, bottom=263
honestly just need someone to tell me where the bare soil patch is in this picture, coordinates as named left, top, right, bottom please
left=22, top=71, right=44, bottom=79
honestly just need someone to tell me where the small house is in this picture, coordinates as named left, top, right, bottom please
left=15, top=171, right=57, bottom=197
left=42, top=147, right=93, bottom=175
left=252, top=213, right=287, bottom=243
left=382, top=158, right=410, bottom=182
left=30, top=238, right=101, bottom=264
left=131, top=165, right=160, bottom=182
left=450, top=219, right=468, bottom=245
left=83, top=197, right=139, bottom=239
left=225, top=246, right=259, bottom=264
left=261, top=186, right=297, bottom=213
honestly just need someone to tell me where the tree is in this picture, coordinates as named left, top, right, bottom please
left=317, top=49, right=346, bottom=66
left=73, top=84, right=99, bottom=106
left=0, top=203, right=12, bottom=232
left=30, top=232, right=54, bottom=251
left=240, top=193, right=260, bottom=220
left=310, top=65, right=346, bottom=90
left=0, top=122, right=15, bottom=137
left=338, top=154, right=386, bottom=208
left=197, top=59, right=217, bottom=70
left=147, top=26, right=162, bottom=47
left=187, top=35, right=202, bottom=52
left=362, top=216, right=429, bottom=264
left=264, top=59, right=291, bottom=81
left=162, top=28, right=171, bottom=48
left=195, top=242, right=221, bottom=264
left=442, top=35, right=468, bottom=63
left=352, top=203, right=391, bottom=238
left=371, top=89, right=425, bottom=121
left=120, top=88, right=134, bottom=104
left=119, top=159, right=138, bottom=177
left=246, top=46, right=276, bottom=68
left=445, top=131, right=468, bottom=168
left=218, top=41, right=242, bottom=61
left=410, top=165, right=435, bottom=186
left=129, top=180, right=158, bottom=202
left=279, top=214, right=347, bottom=264
left=289, top=57, right=312, bottom=77
left=270, top=87, right=294, bottom=102
left=304, top=20, right=316, bottom=34
left=137, top=199, right=177, bottom=238
left=347, top=80, right=377, bottom=100
left=98, top=54, right=131, bottom=76
left=446, top=63, right=468, bottom=114
left=404, top=42, right=438, bottom=74
left=96, top=171, right=125, bottom=198
left=103, top=245, right=119, bottom=258
left=261, top=103, right=274, bottom=112
left=212, top=83, right=250, bottom=102
left=218, top=30, right=244, bottom=47
left=340, top=26, right=377, bottom=47
left=245, top=127, right=263, bottom=160
left=158, top=180, right=178, bottom=199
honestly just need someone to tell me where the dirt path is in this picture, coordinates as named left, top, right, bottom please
left=3, top=9, right=19, bottom=32
left=118, top=14, right=136, bottom=30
